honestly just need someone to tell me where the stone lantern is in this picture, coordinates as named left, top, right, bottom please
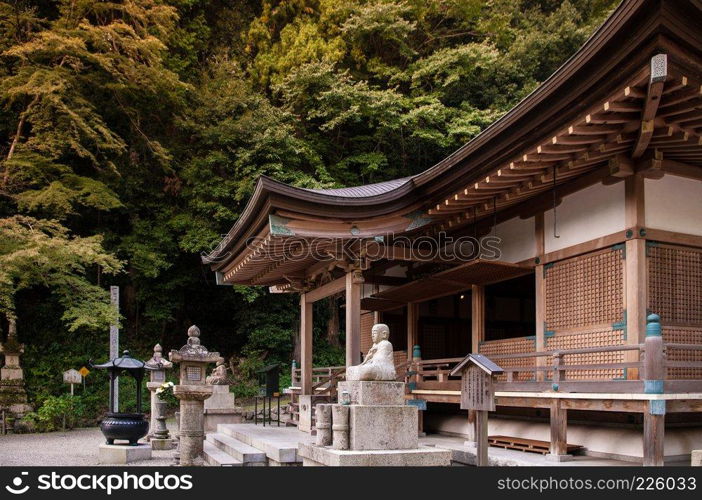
left=0, top=320, right=32, bottom=419
left=145, top=343, right=174, bottom=450
left=168, top=325, right=219, bottom=466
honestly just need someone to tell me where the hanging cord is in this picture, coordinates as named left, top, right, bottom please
left=472, top=206, right=477, bottom=240
left=492, top=196, right=497, bottom=237
left=553, top=166, right=560, bottom=238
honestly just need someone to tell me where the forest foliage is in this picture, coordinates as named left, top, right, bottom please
left=0, top=0, right=617, bottom=412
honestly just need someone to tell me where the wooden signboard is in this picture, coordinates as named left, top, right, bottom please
left=450, top=354, right=503, bottom=467
left=461, top=364, right=496, bottom=411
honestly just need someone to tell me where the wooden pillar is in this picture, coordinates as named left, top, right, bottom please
left=407, top=302, right=419, bottom=359
left=471, top=285, right=485, bottom=353
left=345, top=271, right=362, bottom=367
left=549, top=399, right=568, bottom=458
left=625, top=174, right=647, bottom=379
left=475, top=410, right=489, bottom=466
left=300, top=295, right=313, bottom=395
left=535, top=212, right=546, bottom=381
left=643, top=313, right=665, bottom=466
left=643, top=406, right=665, bottom=466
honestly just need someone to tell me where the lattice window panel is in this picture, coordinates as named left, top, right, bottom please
left=479, top=337, right=535, bottom=381
left=545, top=328, right=626, bottom=380
left=663, top=326, right=702, bottom=379
left=648, top=244, right=702, bottom=325
left=545, top=248, right=624, bottom=330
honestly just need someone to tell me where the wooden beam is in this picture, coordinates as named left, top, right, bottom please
left=609, top=154, right=635, bottom=177
left=633, top=55, right=667, bottom=158
left=305, top=275, right=346, bottom=303
left=471, top=285, right=485, bottom=352
left=345, top=270, right=362, bottom=367
left=300, top=295, right=313, bottom=395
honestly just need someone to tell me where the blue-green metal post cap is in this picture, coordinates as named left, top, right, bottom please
left=412, top=345, right=422, bottom=359
left=646, top=313, right=661, bottom=337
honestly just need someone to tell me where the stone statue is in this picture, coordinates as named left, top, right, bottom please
left=206, top=358, right=229, bottom=385
left=346, top=323, right=396, bottom=381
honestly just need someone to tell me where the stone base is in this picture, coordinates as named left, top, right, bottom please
left=546, top=454, right=572, bottom=462
left=692, top=450, right=702, bottom=466
left=151, top=438, right=176, bottom=451
left=204, top=385, right=236, bottom=411
left=204, top=408, right=243, bottom=432
left=349, top=405, right=418, bottom=450
left=298, top=395, right=313, bottom=432
left=1, top=367, right=23, bottom=380
left=337, top=381, right=405, bottom=406
left=98, top=443, right=152, bottom=464
left=298, top=442, right=451, bottom=466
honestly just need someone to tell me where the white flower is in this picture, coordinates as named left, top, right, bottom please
left=156, top=388, right=163, bottom=394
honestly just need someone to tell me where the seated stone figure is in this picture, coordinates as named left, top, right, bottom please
left=206, top=359, right=228, bottom=385
left=346, top=323, right=396, bottom=381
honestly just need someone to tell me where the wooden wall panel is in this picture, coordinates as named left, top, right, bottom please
left=545, top=247, right=624, bottom=330
left=542, top=246, right=626, bottom=380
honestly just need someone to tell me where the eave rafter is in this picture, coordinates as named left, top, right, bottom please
left=430, top=54, right=702, bottom=232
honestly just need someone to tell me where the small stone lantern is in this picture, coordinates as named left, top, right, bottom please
left=169, top=325, right=220, bottom=466
left=145, top=344, right=173, bottom=449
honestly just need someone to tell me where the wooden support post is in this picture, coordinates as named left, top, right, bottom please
left=625, top=174, right=647, bottom=379
left=643, top=406, right=665, bottom=466
left=300, top=295, right=313, bottom=395
left=643, top=313, right=665, bottom=466
left=471, top=285, right=485, bottom=353
left=407, top=302, right=419, bottom=360
left=475, top=410, right=489, bottom=466
left=535, top=213, right=546, bottom=381
left=345, top=270, right=362, bottom=367
left=549, top=399, right=568, bottom=460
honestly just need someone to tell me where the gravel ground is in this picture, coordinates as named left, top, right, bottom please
left=0, top=426, right=177, bottom=467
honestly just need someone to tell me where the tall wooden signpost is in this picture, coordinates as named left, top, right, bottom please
left=451, top=354, right=503, bottom=466
left=109, top=286, right=120, bottom=412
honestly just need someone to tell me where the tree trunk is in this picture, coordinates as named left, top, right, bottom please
left=292, top=319, right=301, bottom=363
left=326, top=295, right=340, bottom=347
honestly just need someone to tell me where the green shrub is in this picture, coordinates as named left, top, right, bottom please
left=32, top=394, right=85, bottom=432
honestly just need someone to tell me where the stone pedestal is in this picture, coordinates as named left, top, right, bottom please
left=204, top=385, right=242, bottom=432
left=692, top=450, right=702, bottom=466
left=174, top=385, right=212, bottom=466
left=298, top=380, right=451, bottom=467
left=298, top=395, right=314, bottom=432
left=99, top=443, right=152, bottom=464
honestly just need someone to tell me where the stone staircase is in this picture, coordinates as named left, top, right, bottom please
left=204, top=423, right=307, bottom=466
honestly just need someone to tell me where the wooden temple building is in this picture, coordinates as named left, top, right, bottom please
left=204, top=0, right=702, bottom=465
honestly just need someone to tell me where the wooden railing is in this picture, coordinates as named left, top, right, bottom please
left=290, top=365, right=346, bottom=390
left=407, top=342, right=702, bottom=395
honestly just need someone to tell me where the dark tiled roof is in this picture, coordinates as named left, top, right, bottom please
left=303, top=177, right=414, bottom=198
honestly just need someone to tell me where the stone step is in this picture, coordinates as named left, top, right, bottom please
left=206, top=433, right=267, bottom=464
left=218, top=424, right=300, bottom=463
left=203, top=441, right=243, bottom=467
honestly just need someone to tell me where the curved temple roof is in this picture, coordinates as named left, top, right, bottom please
left=204, top=0, right=702, bottom=285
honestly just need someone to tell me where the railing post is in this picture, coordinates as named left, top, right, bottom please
left=643, top=313, right=665, bottom=466
left=552, top=352, right=564, bottom=389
